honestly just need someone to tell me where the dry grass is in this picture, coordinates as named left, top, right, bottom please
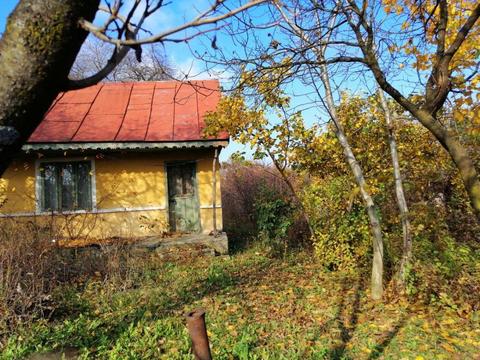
left=2, top=247, right=479, bottom=359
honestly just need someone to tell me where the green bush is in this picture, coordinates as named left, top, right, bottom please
left=254, top=186, right=296, bottom=257
left=302, top=177, right=372, bottom=270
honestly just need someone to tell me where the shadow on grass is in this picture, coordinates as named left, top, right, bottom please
left=327, top=276, right=363, bottom=359
left=28, top=252, right=274, bottom=356
left=367, top=315, right=407, bottom=360
left=225, top=231, right=254, bottom=255
left=24, top=250, right=408, bottom=360
left=325, top=276, right=407, bottom=360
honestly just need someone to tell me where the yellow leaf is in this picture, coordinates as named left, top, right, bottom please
left=441, top=343, right=456, bottom=353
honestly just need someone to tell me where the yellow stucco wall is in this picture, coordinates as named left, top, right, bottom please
left=0, top=159, right=36, bottom=213
left=0, top=149, right=223, bottom=241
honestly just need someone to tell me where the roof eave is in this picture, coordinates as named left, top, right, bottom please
left=22, top=140, right=229, bottom=152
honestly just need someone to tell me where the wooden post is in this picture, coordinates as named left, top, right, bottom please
left=185, top=309, right=212, bottom=360
left=212, top=147, right=219, bottom=237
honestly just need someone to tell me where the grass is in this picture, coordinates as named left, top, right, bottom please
left=1, top=247, right=479, bottom=359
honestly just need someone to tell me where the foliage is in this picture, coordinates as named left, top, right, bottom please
left=293, top=92, right=480, bottom=291
left=384, top=0, right=480, bottom=94
left=302, top=176, right=372, bottom=271
left=382, top=0, right=480, bottom=144
left=2, top=248, right=479, bottom=359
left=215, top=84, right=479, bottom=301
left=220, top=160, right=309, bottom=253
left=205, top=69, right=315, bottom=250
left=219, top=160, right=288, bottom=240
left=254, top=186, right=296, bottom=257
left=204, top=70, right=315, bottom=165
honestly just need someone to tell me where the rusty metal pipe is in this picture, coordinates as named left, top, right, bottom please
left=185, top=308, right=212, bottom=360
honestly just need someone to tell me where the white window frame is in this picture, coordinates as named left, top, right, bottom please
left=35, top=156, right=97, bottom=215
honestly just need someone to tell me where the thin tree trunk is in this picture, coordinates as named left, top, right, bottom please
left=366, top=56, right=480, bottom=222
left=275, top=2, right=383, bottom=298
left=0, top=0, right=99, bottom=175
left=319, top=63, right=384, bottom=300
left=377, top=89, right=412, bottom=283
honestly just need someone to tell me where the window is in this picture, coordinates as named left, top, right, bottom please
left=39, top=161, right=93, bottom=212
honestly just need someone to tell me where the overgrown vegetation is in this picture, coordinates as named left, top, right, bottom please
left=1, top=0, right=480, bottom=358
left=220, top=161, right=309, bottom=254
left=1, top=246, right=479, bottom=359
left=1, top=155, right=479, bottom=358
left=0, top=218, right=139, bottom=336
left=208, top=85, right=480, bottom=306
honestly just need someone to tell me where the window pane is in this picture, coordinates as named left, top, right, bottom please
left=174, top=168, right=183, bottom=196
left=76, top=162, right=92, bottom=210
left=40, top=161, right=93, bottom=212
left=60, top=163, right=75, bottom=211
left=42, top=164, right=58, bottom=211
left=167, top=166, right=176, bottom=197
left=183, top=165, right=194, bottom=195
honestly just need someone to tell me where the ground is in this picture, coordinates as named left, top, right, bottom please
left=2, top=247, right=479, bottom=359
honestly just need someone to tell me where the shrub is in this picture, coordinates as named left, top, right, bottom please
left=302, top=176, right=372, bottom=270
left=0, top=217, right=147, bottom=336
left=220, top=159, right=309, bottom=252
left=254, top=186, right=296, bottom=257
left=0, top=219, right=63, bottom=330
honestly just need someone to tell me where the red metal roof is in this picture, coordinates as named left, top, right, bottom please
left=28, top=80, right=228, bottom=143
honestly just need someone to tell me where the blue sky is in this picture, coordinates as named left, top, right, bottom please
left=0, top=1, right=251, bottom=161
left=0, top=1, right=424, bottom=162
left=0, top=1, right=17, bottom=30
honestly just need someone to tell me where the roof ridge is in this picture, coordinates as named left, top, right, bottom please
left=100, top=79, right=219, bottom=85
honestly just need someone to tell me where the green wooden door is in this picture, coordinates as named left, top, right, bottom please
left=167, top=162, right=200, bottom=233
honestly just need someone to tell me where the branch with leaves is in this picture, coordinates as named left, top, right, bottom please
left=204, top=70, right=316, bottom=236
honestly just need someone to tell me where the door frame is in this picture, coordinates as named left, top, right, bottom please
left=164, top=160, right=202, bottom=233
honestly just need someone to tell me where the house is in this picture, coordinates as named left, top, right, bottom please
left=0, top=80, right=228, bottom=250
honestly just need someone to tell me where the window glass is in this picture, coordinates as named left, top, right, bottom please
left=77, top=162, right=92, bottom=210
left=42, top=164, right=58, bottom=211
left=40, top=161, right=92, bottom=212
left=61, top=163, right=75, bottom=211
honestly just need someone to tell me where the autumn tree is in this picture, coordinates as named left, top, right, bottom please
left=207, top=2, right=388, bottom=299
left=205, top=69, right=316, bottom=237
left=294, top=92, right=472, bottom=279
left=194, top=0, right=480, bottom=297
left=0, top=0, right=267, bottom=175
left=201, top=0, right=480, bottom=218
left=338, top=0, right=480, bottom=221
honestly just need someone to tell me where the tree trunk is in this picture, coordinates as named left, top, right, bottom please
left=442, top=130, right=480, bottom=220
left=319, top=63, right=384, bottom=300
left=413, top=109, right=480, bottom=222
left=366, top=59, right=480, bottom=222
left=377, top=90, right=412, bottom=283
left=0, top=0, right=99, bottom=175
